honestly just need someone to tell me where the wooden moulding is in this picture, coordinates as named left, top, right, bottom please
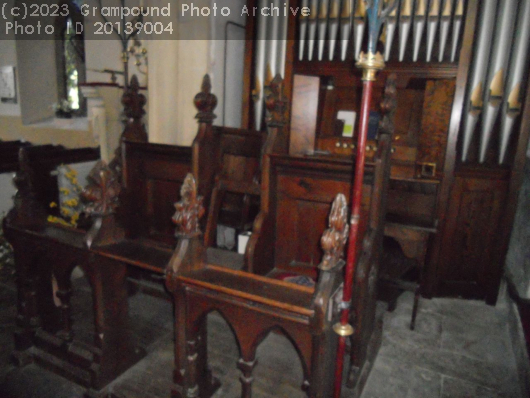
left=289, top=74, right=320, bottom=155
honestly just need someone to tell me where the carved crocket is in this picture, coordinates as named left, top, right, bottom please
left=172, top=174, right=205, bottom=238
left=320, top=194, right=349, bottom=271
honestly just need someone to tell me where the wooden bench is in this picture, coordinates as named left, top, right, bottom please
left=3, top=74, right=288, bottom=396
left=164, top=76, right=396, bottom=398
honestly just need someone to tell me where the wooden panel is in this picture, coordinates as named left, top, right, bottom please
left=275, top=197, right=329, bottom=268
left=417, top=80, right=456, bottom=173
left=438, top=176, right=508, bottom=299
left=289, top=75, right=320, bottom=155
left=274, top=171, right=371, bottom=271
left=146, top=179, right=183, bottom=241
left=123, top=141, right=192, bottom=243
left=221, top=154, right=260, bottom=182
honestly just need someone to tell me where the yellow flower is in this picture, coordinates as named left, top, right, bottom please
left=47, top=215, right=72, bottom=227
left=60, top=188, right=70, bottom=195
left=49, top=202, right=58, bottom=208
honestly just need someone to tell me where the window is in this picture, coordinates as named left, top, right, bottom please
left=55, top=0, right=86, bottom=117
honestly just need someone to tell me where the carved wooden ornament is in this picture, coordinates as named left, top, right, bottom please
left=320, top=194, right=349, bottom=271
left=378, top=73, right=397, bottom=136
left=121, top=74, right=148, bottom=142
left=81, top=161, right=122, bottom=216
left=265, top=74, right=288, bottom=128
left=194, top=74, right=217, bottom=123
left=172, top=174, right=205, bottom=238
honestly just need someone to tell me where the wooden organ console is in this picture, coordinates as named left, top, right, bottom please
left=241, top=0, right=530, bottom=304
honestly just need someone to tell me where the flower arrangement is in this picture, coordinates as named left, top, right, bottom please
left=53, top=99, right=73, bottom=119
left=47, top=165, right=83, bottom=227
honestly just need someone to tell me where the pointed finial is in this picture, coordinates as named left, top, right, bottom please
left=264, top=74, right=287, bottom=128
left=121, top=74, right=148, bottom=142
left=194, top=75, right=217, bottom=123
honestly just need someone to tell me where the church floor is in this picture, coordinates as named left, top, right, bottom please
left=0, top=277, right=523, bottom=398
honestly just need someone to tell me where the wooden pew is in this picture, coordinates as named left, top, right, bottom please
left=165, top=76, right=396, bottom=398
left=0, top=141, right=98, bottom=216
left=93, top=75, right=287, bottom=283
left=2, top=73, right=289, bottom=395
left=2, top=77, right=151, bottom=393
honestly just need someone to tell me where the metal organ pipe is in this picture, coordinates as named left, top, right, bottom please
left=499, top=0, right=530, bottom=164
left=399, top=0, right=413, bottom=61
left=328, top=0, right=341, bottom=60
left=308, top=0, right=319, bottom=60
left=413, top=0, right=427, bottom=62
left=384, top=0, right=399, bottom=61
left=253, top=0, right=269, bottom=131
left=340, top=0, right=353, bottom=60
left=438, top=0, right=453, bottom=61
left=461, top=0, right=497, bottom=162
left=279, top=0, right=289, bottom=74
left=253, top=0, right=289, bottom=130
left=479, top=0, right=518, bottom=163
left=318, top=0, right=330, bottom=60
left=267, top=0, right=281, bottom=77
left=354, top=0, right=367, bottom=59
left=450, top=0, right=464, bottom=62
left=299, top=0, right=309, bottom=60
left=426, top=0, right=441, bottom=62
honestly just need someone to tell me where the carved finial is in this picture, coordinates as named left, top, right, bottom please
left=194, top=75, right=217, bottom=123
left=121, top=74, right=148, bottom=142
left=172, top=174, right=205, bottom=238
left=378, top=73, right=397, bottom=136
left=81, top=161, right=122, bottom=216
left=264, top=74, right=287, bottom=128
left=320, top=194, right=349, bottom=271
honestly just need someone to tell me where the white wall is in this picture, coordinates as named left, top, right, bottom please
left=147, top=0, right=247, bottom=145
left=0, top=0, right=20, bottom=117
left=0, top=40, right=21, bottom=117
left=0, top=173, right=16, bottom=217
left=209, top=0, right=247, bottom=128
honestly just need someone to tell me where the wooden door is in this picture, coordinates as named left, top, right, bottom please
left=438, top=174, right=508, bottom=303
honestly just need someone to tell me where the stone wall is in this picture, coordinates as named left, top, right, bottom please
left=506, top=143, right=530, bottom=298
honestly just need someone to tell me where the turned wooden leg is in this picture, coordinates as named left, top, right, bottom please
left=411, top=241, right=428, bottom=331
left=185, top=339, right=200, bottom=398
left=410, top=286, right=420, bottom=330
left=237, top=357, right=257, bottom=398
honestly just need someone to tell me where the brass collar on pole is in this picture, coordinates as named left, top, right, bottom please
left=356, top=51, right=386, bottom=81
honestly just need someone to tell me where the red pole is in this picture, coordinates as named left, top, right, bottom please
left=333, top=78, right=374, bottom=398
